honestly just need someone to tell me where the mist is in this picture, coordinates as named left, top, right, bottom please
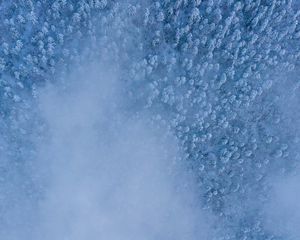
left=261, top=72, right=300, bottom=240
left=13, top=61, right=213, bottom=240
left=264, top=173, right=300, bottom=239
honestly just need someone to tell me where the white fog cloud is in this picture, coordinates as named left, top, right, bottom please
left=24, top=61, right=213, bottom=240
left=263, top=173, right=300, bottom=240
left=262, top=73, right=300, bottom=240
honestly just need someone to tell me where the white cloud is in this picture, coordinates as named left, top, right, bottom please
left=25, top=61, right=213, bottom=240
left=263, top=173, right=300, bottom=239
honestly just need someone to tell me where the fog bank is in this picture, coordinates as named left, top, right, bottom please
left=26, top=62, right=213, bottom=239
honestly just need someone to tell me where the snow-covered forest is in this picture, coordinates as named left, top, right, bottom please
left=1, top=0, right=300, bottom=239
